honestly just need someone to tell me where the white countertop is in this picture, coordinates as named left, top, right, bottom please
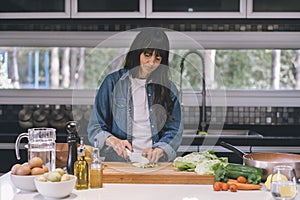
left=1, top=172, right=299, bottom=200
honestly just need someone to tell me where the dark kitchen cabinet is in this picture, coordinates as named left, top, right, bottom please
left=247, top=0, right=300, bottom=18
left=0, top=0, right=70, bottom=18
left=71, top=0, right=145, bottom=18
left=146, top=0, right=246, bottom=18
left=1, top=0, right=299, bottom=20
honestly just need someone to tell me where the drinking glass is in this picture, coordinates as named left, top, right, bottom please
left=270, top=165, right=298, bottom=200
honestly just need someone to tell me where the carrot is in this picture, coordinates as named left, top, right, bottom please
left=229, top=184, right=238, bottom=192
left=227, top=179, right=261, bottom=190
left=221, top=182, right=229, bottom=191
left=213, top=182, right=223, bottom=191
left=237, top=176, right=247, bottom=184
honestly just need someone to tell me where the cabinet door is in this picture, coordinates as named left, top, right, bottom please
left=147, top=0, right=246, bottom=18
left=0, top=0, right=70, bottom=19
left=247, top=0, right=300, bottom=18
left=71, top=0, right=145, bottom=18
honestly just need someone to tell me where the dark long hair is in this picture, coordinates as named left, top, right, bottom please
left=124, top=28, right=174, bottom=119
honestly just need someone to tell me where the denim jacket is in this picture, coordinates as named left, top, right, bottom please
left=87, top=68, right=183, bottom=162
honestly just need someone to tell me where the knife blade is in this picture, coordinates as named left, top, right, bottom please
left=126, top=149, right=149, bottom=164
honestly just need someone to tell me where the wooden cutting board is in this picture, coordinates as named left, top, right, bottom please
left=102, top=162, right=214, bottom=184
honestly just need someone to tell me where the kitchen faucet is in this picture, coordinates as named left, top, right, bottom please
left=179, top=50, right=207, bottom=134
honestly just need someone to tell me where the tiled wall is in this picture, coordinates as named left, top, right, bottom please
left=183, top=106, right=300, bottom=127
left=0, top=19, right=299, bottom=32
left=1, top=105, right=300, bottom=133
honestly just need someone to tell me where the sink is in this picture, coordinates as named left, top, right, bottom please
left=183, top=129, right=263, bottom=138
left=208, top=129, right=249, bottom=135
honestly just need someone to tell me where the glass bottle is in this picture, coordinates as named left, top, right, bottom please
left=89, top=146, right=103, bottom=188
left=74, top=137, right=89, bottom=190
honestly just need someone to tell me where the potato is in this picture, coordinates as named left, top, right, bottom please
left=16, top=165, right=31, bottom=175
left=11, top=164, right=22, bottom=175
left=28, top=157, right=43, bottom=168
left=55, top=168, right=64, bottom=176
left=31, top=167, right=45, bottom=175
left=46, top=171, right=61, bottom=182
left=61, top=174, right=71, bottom=181
left=43, top=172, right=49, bottom=179
left=37, top=176, right=48, bottom=182
left=38, top=168, right=69, bottom=182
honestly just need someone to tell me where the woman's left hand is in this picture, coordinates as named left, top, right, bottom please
left=142, top=148, right=164, bottom=164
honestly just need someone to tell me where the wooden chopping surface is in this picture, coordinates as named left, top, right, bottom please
left=102, top=162, right=214, bottom=184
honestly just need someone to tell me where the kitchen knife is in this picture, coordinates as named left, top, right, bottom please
left=126, top=149, right=149, bottom=164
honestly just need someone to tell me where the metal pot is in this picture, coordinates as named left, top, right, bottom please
left=18, top=108, right=33, bottom=128
left=220, top=141, right=300, bottom=181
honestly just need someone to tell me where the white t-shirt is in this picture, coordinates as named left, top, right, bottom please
left=131, top=77, right=152, bottom=153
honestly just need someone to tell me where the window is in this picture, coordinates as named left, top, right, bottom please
left=1, top=47, right=299, bottom=90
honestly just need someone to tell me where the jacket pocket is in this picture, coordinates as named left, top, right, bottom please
left=112, top=97, right=127, bottom=131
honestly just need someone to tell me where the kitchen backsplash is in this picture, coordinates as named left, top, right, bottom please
left=1, top=104, right=300, bottom=133
left=183, top=106, right=300, bottom=127
left=0, top=19, right=299, bottom=32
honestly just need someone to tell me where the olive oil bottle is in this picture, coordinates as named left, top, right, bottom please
left=74, top=137, right=89, bottom=190
left=89, top=145, right=103, bottom=188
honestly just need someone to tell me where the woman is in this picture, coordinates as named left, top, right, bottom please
left=87, top=28, right=183, bottom=163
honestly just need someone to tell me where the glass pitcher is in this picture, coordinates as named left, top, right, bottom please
left=15, top=128, right=56, bottom=171
left=270, top=165, right=298, bottom=200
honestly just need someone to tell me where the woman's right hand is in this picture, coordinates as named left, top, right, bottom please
left=105, top=136, right=133, bottom=159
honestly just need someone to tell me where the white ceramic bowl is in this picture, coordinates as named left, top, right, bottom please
left=34, top=175, right=77, bottom=198
left=10, top=173, right=37, bottom=191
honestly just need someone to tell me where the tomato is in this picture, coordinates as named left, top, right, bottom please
left=229, top=184, right=238, bottom=192
left=213, top=182, right=222, bottom=191
left=237, top=176, right=247, bottom=184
